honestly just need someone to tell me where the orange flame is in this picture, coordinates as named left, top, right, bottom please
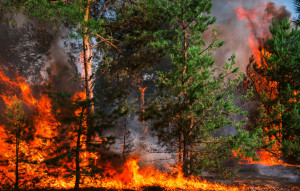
left=235, top=4, right=299, bottom=168
left=0, top=70, right=250, bottom=190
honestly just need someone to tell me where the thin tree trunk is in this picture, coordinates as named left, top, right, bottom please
left=181, top=10, right=189, bottom=175
left=122, top=117, right=127, bottom=161
left=15, top=138, right=19, bottom=191
left=74, top=107, right=85, bottom=191
left=183, top=131, right=188, bottom=176
left=178, top=133, right=182, bottom=162
left=74, top=128, right=81, bottom=191
left=139, top=85, right=148, bottom=137
left=182, top=13, right=188, bottom=102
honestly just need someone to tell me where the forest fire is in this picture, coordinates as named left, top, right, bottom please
left=235, top=3, right=299, bottom=168
left=0, top=69, right=247, bottom=190
left=0, top=0, right=299, bottom=190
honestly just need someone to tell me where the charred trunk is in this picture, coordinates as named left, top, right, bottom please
left=74, top=128, right=81, bottom=191
left=15, top=138, right=19, bottom=191
left=122, top=117, right=127, bottom=161
left=178, top=132, right=182, bottom=162
left=182, top=130, right=189, bottom=176
left=74, top=107, right=85, bottom=191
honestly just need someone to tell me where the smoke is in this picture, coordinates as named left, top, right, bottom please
left=0, top=14, right=49, bottom=82
left=265, top=2, right=291, bottom=21
left=256, top=164, right=299, bottom=182
left=44, top=31, right=81, bottom=93
left=0, top=11, right=80, bottom=93
left=210, top=0, right=291, bottom=73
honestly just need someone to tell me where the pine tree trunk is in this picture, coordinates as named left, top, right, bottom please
left=83, top=0, right=95, bottom=142
left=74, top=129, right=81, bottom=191
left=178, top=133, right=182, bottom=162
left=181, top=9, right=189, bottom=176
left=183, top=134, right=186, bottom=164
left=122, top=117, right=127, bottom=161
left=183, top=130, right=189, bottom=176
left=74, top=108, right=85, bottom=191
left=15, top=138, right=19, bottom=191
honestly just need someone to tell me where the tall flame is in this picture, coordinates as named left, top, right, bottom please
left=235, top=3, right=299, bottom=168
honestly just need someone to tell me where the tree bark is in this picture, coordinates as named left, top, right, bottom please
left=74, top=107, right=85, bottom=191
left=82, top=0, right=95, bottom=142
left=181, top=9, right=189, bottom=176
left=15, top=138, right=19, bottom=191
left=122, top=117, right=127, bottom=161
left=74, top=129, right=81, bottom=191
left=178, top=133, right=182, bottom=162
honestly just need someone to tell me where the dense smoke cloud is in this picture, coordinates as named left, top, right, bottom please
left=265, top=2, right=291, bottom=20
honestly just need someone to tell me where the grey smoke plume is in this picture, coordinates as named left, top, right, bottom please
left=0, top=11, right=80, bottom=93
left=44, top=31, right=81, bottom=93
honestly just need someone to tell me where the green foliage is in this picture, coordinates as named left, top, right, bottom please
left=246, top=19, right=300, bottom=164
left=144, top=0, right=259, bottom=176
left=3, top=97, right=34, bottom=143
left=2, top=97, right=35, bottom=189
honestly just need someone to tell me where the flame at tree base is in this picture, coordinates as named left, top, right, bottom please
left=0, top=69, right=246, bottom=190
left=45, top=157, right=244, bottom=191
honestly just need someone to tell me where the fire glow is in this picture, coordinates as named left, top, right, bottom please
left=0, top=69, right=247, bottom=190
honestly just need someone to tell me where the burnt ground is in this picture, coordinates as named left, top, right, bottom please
left=208, top=164, right=300, bottom=191
left=1, top=164, right=299, bottom=191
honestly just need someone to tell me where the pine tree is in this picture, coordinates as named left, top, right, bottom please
left=246, top=19, right=300, bottom=164
left=93, top=0, right=171, bottom=146
left=43, top=91, right=102, bottom=191
left=2, top=97, right=35, bottom=190
left=144, top=0, right=259, bottom=176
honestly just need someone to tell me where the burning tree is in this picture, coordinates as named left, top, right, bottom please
left=0, top=0, right=127, bottom=142
left=2, top=97, right=35, bottom=190
left=245, top=19, right=300, bottom=164
left=144, top=0, right=259, bottom=176
left=43, top=91, right=111, bottom=190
